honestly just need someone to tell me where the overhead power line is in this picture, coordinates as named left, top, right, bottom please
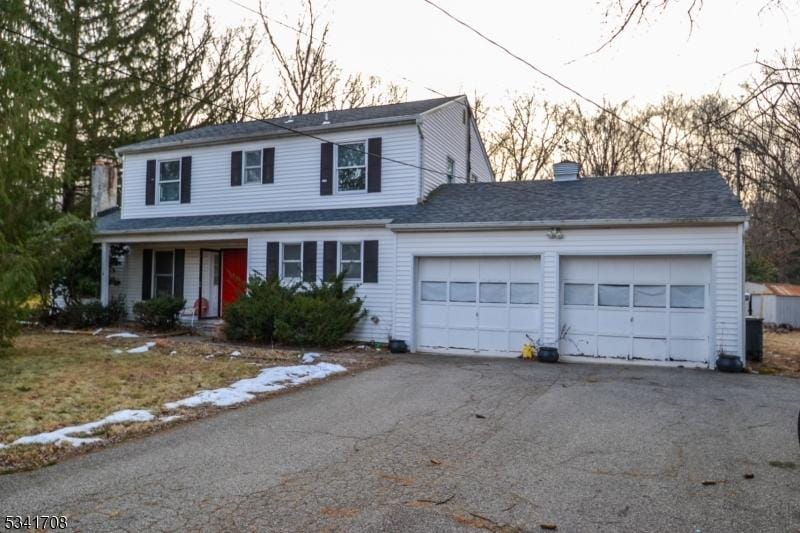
left=0, top=23, right=471, bottom=182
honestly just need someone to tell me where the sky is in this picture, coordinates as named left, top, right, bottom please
left=202, top=0, right=800, bottom=108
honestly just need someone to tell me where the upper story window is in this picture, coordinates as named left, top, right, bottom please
left=336, top=142, right=366, bottom=192
left=282, top=243, right=302, bottom=279
left=340, top=242, right=362, bottom=280
left=159, top=160, right=181, bottom=202
left=244, top=150, right=262, bottom=184
left=446, top=157, right=455, bottom=184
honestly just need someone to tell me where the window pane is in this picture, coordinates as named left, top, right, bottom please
left=338, top=143, right=365, bottom=167
left=283, top=244, right=301, bottom=261
left=341, top=243, right=361, bottom=261
left=283, top=262, right=301, bottom=279
left=421, top=281, right=446, bottom=302
left=634, top=285, right=666, bottom=308
left=564, top=283, right=594, bottom=306
left=159, top=181, right=179, bottom=202
left=479, top=282, right=507, bottom=303
left=670, top=285, right=705, bottom=308
left=245, top=150, right=261, bottom=167
left=245, top=168, right=261, bottom=184
left=599, top=284, right=629, bottom=307
left=154, top=251, right=173, bottom=275
left=155, top=275, right=173, bottom=297
left=450, top=282, right=476, bottom=302
left=511, top=283, right=538, bottom=304
left=342, top=261, right=361, bottom=280
left=338, top=168, right=366, bottom=191
left=159, top=160, right=179, bottom=181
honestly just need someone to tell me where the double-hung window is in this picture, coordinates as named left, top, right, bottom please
left=340, top=242, right=362, bottom=280
left=154, top=250, right=175, bottom=297
left=446, top=157, right=455, bottom=184
left=282, top=243, right=302, bottom=279
left=244, top=150, right=262, bottom=184
left=336, top=142, right=367, bottom=192
left=158, top=160, right=181, bottom=202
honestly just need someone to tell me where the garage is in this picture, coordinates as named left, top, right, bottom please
left=559, top=256, right=711, bottom=363
left=416, top=257, right=540, bottom=355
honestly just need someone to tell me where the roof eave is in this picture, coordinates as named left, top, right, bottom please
left=116, top=116, right=419, bottom=155
left=387, top=216, right=749, bottom=232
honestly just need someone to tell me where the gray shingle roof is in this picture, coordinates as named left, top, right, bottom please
left=392, top=170, right=747, bottom=226
left=95, top=170, right=746, bottom=236
left=116, top=96, right=460, bottom=154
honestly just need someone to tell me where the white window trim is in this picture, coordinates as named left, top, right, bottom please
left=281, top=242, right=303, bottom=281
left=334, top=141, right=368, bottom=194
left=243, top=149, right=262, bottom=186
left=339, top=241, right=363, bottom=282
left=157, top=159, right=181, bottom=204
left=152, top=249, right=175, bottom=297
left=446, top=156, right=455, bottom=184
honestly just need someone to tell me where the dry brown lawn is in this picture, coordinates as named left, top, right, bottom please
left=0, top=330, right=384, bottom=473
left=753, top=330, right=800, bottom=377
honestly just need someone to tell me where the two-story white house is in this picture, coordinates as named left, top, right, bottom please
left=95, top=95, right=748, bottom=369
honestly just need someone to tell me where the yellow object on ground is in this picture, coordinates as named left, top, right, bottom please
left=521, top=343, right=536, bottom=360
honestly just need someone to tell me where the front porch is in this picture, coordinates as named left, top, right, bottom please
left=98, top=238, right=249, bottom=322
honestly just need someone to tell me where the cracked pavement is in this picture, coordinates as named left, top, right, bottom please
left=1, top=356, right=799, bottom=532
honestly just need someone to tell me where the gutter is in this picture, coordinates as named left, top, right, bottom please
left=387, top=216, right=749, bottom=232
left=117, top=117, right=419, bottom=155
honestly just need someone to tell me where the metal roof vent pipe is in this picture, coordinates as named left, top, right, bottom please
left=553, top=161, right=580, bottom=181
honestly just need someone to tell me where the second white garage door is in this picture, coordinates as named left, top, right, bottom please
left=417, top=257, right=540, bottom=355
left=560, top=256, right=711, bottom=363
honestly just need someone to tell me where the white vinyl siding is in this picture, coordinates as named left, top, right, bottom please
left=121, top=124, right=419, bottom=218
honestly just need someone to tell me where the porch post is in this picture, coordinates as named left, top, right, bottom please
left=100, top=242, right=110, bottom=306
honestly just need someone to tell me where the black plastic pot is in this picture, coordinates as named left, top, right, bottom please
left=388, top=339, right=408, bottom=354
left=537, top=346, right=559, bottom=363
left=716, top=354, right=743, bottom=373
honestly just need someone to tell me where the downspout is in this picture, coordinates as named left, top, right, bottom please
left=465, top=101, right=472, bottom=182
left=417, top=118, right=425, bottom=202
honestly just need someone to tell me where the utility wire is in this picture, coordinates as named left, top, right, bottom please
left=0, top=23, right=473, bottom=182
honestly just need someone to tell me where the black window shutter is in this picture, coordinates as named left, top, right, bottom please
left=231, top=151, right=242, bottom=186
left=262, top=147, right=275, bottom=184
left=302, top=241, right=317, bottom=282
left=180, top=156, right=191, bottom=203
left=173, top=249, right=185, bottom=297
left=145, top=160, right=156, bottom=205
left=323, top=241, right=337, bottom=280
left=367, top=137, right=382, bottom=193
left=266, top=241, right=279, bottom=278
left=363, top=240, right=379, bottom=283
left=142, top=249, right=153, bottom=300
left=320, top=143, right=333, bottom=195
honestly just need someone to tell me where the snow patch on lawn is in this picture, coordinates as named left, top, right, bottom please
left=164, top=362, right=346, bottom=409
left=301, top=352, right=320, bottom=364
left=9, top=409, right=155, bottom=448
left=106, top=332, right=140, bottom=339
left=159, top=415, right=181, bottom=423
left=230, top=350, right=241, bottom=357
left=127, top=342, right=156, bottom=354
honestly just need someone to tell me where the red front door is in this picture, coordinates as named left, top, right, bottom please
left=221, top=248, right=247, bottom=315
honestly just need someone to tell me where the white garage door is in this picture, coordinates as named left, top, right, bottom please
left=417, top=257, right=540, bottom=355
left=560, top=256, right=710, bottom=363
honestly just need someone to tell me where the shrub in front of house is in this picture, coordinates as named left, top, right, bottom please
left=224, top=273, right=366, bottom=347
left=56, top=298, right=126, bottom=328
left=223, top=275, right=295, bottom=342
left=133, top=296, right=186, bottom=330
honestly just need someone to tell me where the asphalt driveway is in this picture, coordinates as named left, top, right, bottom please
left=1, top=356, right=798, bottom=532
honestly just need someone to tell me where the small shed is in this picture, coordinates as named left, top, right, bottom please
left=745, top=282, right=800, bottom=327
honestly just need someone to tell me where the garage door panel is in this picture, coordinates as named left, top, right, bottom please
left=598, top=309, right=632, bottom=336
left=561, top=257, right=596, bottom=280
left=670, top=311, right=705, bottom=339
left=669, top=339, right=706, bottom=362
left=478, top=258, right=509, bottom=281
left=419, top=257, right=449, bottom=279
left=633, top=310, right=668, bottom=337
left=509, top=307, right=539, bottom=330
left=598, top=257, right=634, bottom=281
left=670, top=257, right=711, bottom=283
left=418, top=327, right=447, bottom=349
left=479, top=306, right=507, bottom=329
left=449, top=305, right=477, bottom=329
left=418, top=304, right=447, bottom=327
left=478, top=330, right=508, bottom=351
left=561, top=334, right=596, bottom=356
left=450, top=259, right=479, bottom=279
left=633, top=338, right=667, bottom=360
left=597, top=336, right=631, bottom=358
left=633, top=257, right=669, bottom=283
left=449, top=328, right=477, bottom=350
left=509, top=257, right=540, bottom=281
left=562, top=308, right=596, bottom=334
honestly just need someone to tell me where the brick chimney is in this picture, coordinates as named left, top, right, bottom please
left=91, top=158, right=118, bottom=217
